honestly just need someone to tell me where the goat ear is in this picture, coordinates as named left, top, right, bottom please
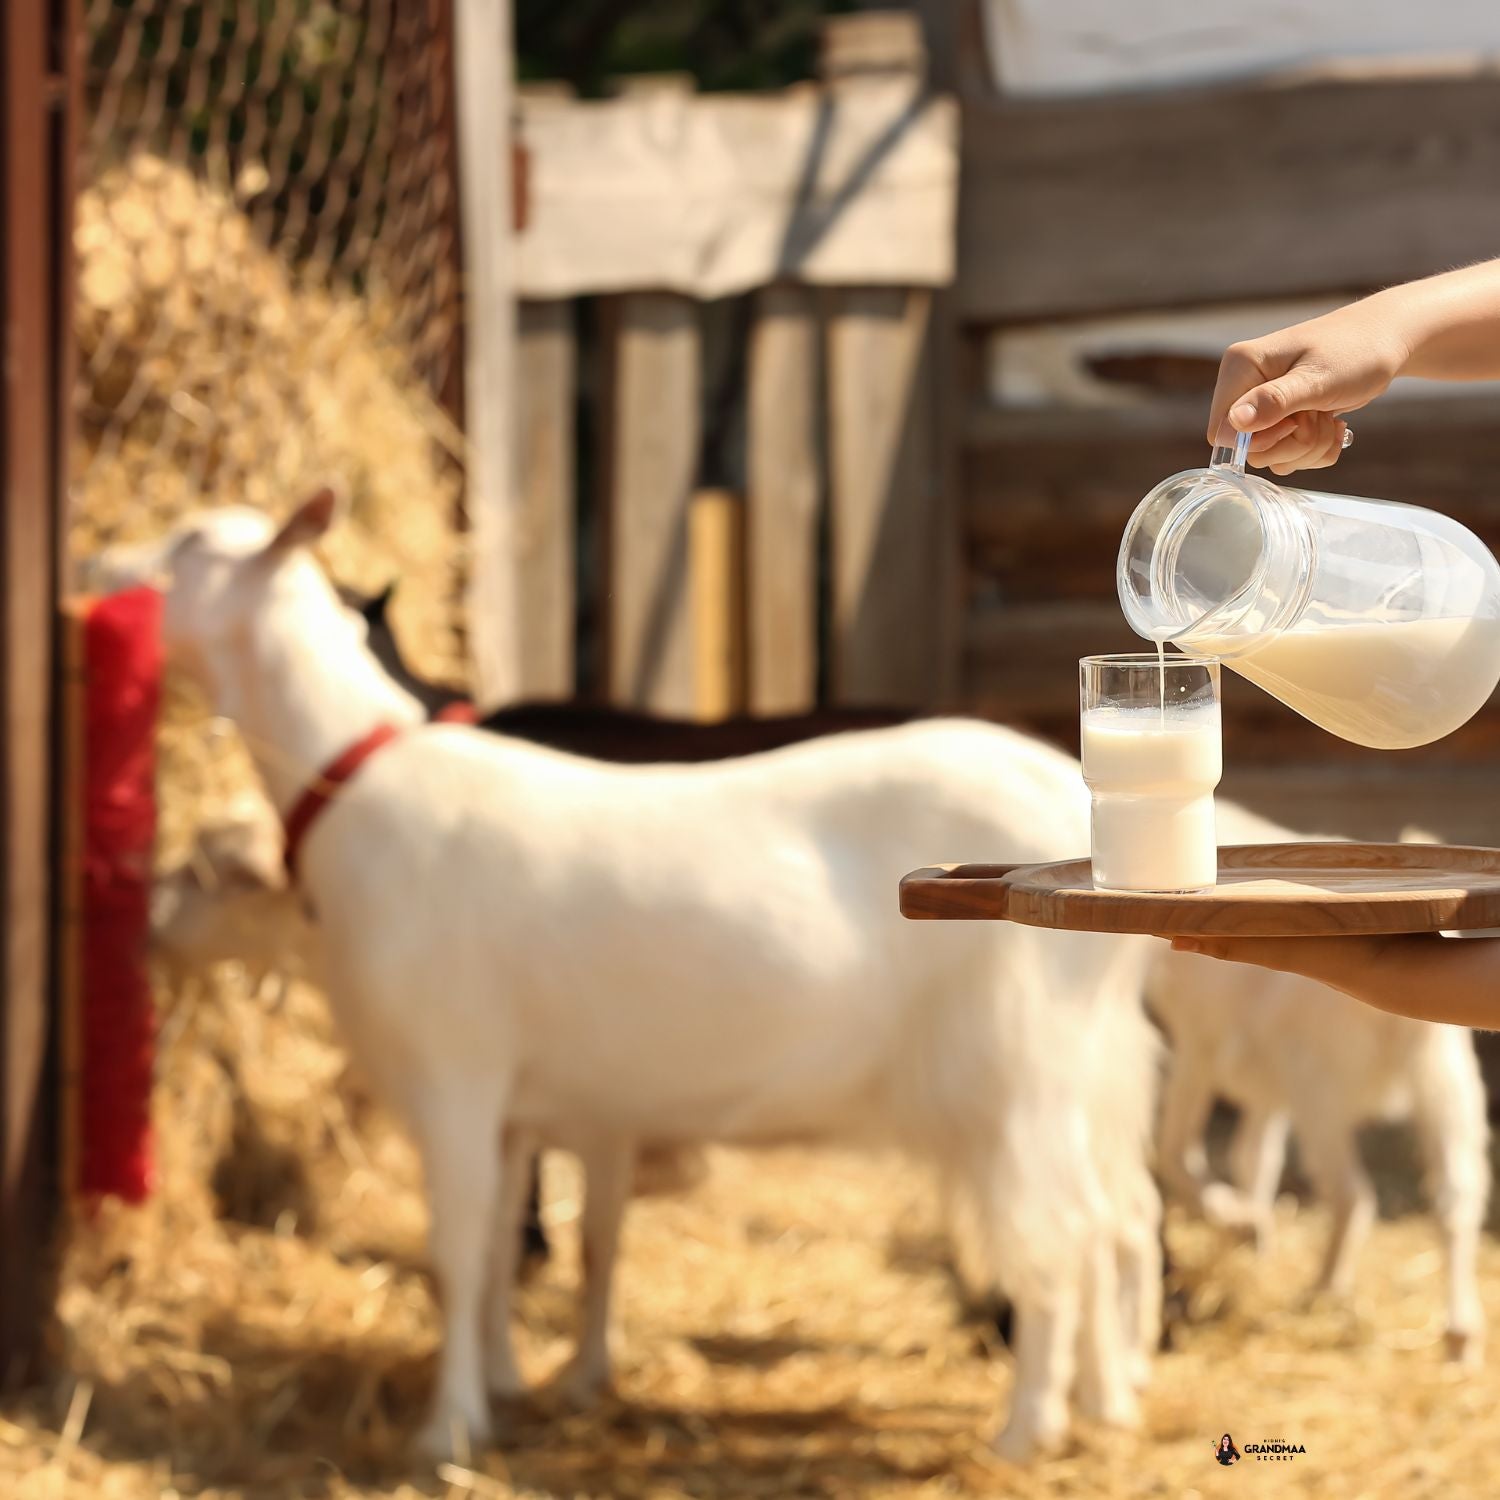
left=267, top=487, right=341, bottom=554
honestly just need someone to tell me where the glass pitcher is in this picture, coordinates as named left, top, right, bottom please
left=1117, top=430, right=1500, bottom=749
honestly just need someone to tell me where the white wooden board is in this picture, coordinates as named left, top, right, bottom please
left=516, top=82, right=958, bottom=299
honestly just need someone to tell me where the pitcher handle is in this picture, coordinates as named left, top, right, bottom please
left=1209, top=428, right=1251, bottom=475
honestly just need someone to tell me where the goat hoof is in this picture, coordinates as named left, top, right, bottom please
left=1306, top=1280, right=1354, bottom=1310
left=1200, top=1184, right=1262, bottom=1243
left=542, top=1357, right=612, bottom=1410
left=1078, top=1385, right=1139, bottom=1431
left=1445, top=1328, right=1485, bottom=1369
left=413, top=1400, right=493, bottom=1462
left=1075, top=1358, right=1140, bottom=1429
left=991, top=1408, right=1066, bottom=1465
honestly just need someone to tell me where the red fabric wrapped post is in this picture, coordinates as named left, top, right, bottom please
left=70, top=586, right=161, bottom=1203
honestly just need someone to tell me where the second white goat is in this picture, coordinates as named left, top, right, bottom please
left=1149, top=805, right=1490, bottom=1366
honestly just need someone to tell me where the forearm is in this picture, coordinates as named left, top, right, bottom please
left=1172, top=932, right=1500, bottom=1030
left=1206, top=256, right=1500, bottom=470
left=1376, top=259, right=1500, bottom=383
left=1325, top=936, right=1500, bottom=1029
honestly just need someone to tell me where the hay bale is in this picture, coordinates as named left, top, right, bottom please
left=72, top=152, right=467, bottom=692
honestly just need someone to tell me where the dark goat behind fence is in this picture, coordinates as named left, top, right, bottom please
left=353, top=583, right=921, bottom=756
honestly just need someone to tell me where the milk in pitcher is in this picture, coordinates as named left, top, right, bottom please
left=1202, top=616, right=1500, bottom=751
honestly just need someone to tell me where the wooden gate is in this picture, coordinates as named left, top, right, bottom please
left=510, top=13, right=962, bottom=720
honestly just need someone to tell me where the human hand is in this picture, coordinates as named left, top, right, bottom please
left=1164, top=929, right=1500, bottom=1031
left=1206, top=299, right=1413, bottom=474
left=1169, top=932, right=1397, bottom=985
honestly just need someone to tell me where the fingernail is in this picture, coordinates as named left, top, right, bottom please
left=1229, top=400, right=1257, bottom=427
left=1171, top=938, right=1203, bottom=953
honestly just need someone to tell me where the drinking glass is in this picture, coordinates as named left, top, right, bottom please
left=1080, top=653, right=1222, bottom=893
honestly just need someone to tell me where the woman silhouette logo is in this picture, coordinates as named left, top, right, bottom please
left=1215, top=1433, right=1242, bottom=1466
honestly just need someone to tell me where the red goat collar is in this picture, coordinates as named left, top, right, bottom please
left=433, top=700, right=479, bottom=724
left=283, top=723, right=404, bottom=881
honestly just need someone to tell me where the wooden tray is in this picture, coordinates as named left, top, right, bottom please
left=899, top=843, right=1500, bottom=937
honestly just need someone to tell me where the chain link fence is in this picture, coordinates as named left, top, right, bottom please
left=72, top=0, right=468, bottom=683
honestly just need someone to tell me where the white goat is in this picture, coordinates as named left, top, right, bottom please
left=151, top=810, right=713, bottom=1235
left=105, top=494, right=1162, bottom=1462
left=1149, top=803, right=1490, bottom=1365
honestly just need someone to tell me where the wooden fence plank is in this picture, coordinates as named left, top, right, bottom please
left=1, top=0, right=69, bottom=1387
left=455, top=0, right=519, bottom=704
left=746, top=285, right=821, bottom=714
left=690, top=489, right=745, bottom=722
left=600, top=293, right=701, bottom=716
left=926, top=292, right=964, bottom=711
left=826, top=287, right=939, bottom=705
left=913, top=0, right=989, bottom=97
left=515, top=301, right=575, bottom=697
left=819, top=10, right=925, bottom=79
left=958, top=69, right=1500, bottom=322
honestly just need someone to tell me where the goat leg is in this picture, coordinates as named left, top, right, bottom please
left=546, top=1135, right=635, bottom=1406
left=993, top=1276, right=1080, bottom=1463
left=486, top=1128, right=540, bottom=1401
left=412, top=1085, right=504, bottom=1458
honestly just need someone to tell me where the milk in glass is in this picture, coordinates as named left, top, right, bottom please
left=1082, top=700, right=1222, bottom=892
